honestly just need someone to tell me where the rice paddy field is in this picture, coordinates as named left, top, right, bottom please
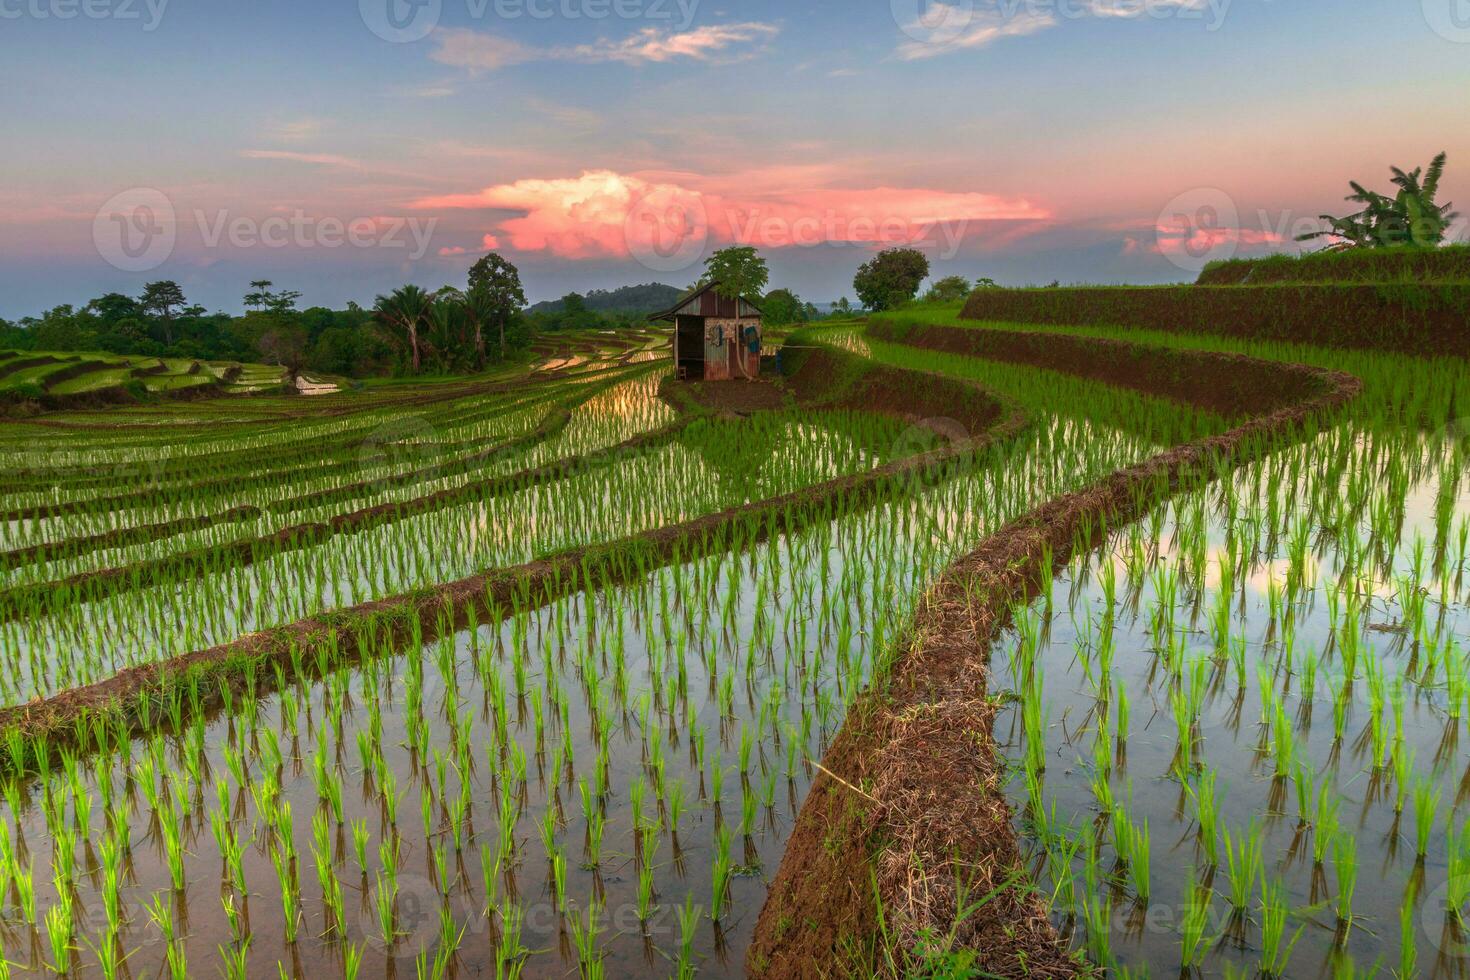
left=1, top=313, right=1467, bottom=979
left=0, top=350, right=289, bottom=404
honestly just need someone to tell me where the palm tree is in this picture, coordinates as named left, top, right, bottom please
left=1298, top=152, right=1459, bottom=250
left=244, top=279, right=274, bottom=312
left=425, top=293, right=469, bottom=372
left=373, top=285, right=432, bottom=373
left=462, top=284, right=496, bottom=369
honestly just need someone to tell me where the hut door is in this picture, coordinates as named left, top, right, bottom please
left=675, top=316, right=705, bottom=379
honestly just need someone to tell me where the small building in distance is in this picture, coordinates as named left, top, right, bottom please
left=652, top=281, right=763, bottom=381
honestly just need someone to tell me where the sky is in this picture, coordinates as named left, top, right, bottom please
left=2, top=0, right=1468, bottom=317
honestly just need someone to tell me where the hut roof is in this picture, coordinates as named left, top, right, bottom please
left=650, top=281, right=764, bottom=322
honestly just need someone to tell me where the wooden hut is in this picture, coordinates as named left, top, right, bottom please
left=652, top=281, right=763, bottom=381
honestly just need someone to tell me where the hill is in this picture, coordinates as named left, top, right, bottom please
left=528, top=283, right=683, bottom=316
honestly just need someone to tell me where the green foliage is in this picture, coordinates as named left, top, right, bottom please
left=467, top=253, right=528, bottom=361
left=523, top=293, right=641, bottom=333
left=1299, top=151, right=1460, bottom=250
left=527, top=283, right=683, bottom=316
left=921, top=276, right=974, bottom=304
left=243, top=280, right=302, bottom=314
left=3, top=283, right=394, bottom=379
left=761, top=288, right=809, bottom=326
left=371, top=285, right=434, bottom=373
left=140, top=280, right=186, bottom=320
left=703, top=246, right=769, bottom=302
left=854, top=247, right=930, bottom=311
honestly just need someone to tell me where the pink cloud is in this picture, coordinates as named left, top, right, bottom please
left=438, top=246, right=468, bottom=256
left=570, top=23, right=779, bottom=64
left=1148, top=224, right=1285, bottom=256
left=240, top=149, right=367, bottom=171
left=413, top=169, right=1051, bottom=260
left=429, top=29, right=531, bottom=73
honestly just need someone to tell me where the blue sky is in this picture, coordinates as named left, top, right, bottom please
left=2, top=0, right=1467, bottom=316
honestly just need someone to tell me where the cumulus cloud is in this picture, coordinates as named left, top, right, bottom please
left=413, top=168, right=1050, bottom=259
left=430, top=22, right=778, bottom=74
left=418, top=171, right=654, bottom=257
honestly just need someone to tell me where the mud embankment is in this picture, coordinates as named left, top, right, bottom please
left=748, top=327, right=1361, bottom=978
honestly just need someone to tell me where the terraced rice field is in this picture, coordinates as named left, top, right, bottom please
left=0, top=350, right=293, bottom=408
left=0, top=316, right=1465, bottom=978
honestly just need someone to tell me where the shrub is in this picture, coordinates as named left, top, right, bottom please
left=959, top=283, right=1470, bottom=357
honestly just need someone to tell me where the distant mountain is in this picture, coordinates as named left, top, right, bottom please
left=528, top=283, right=683, bottom=316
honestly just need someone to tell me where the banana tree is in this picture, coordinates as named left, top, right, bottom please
left=1298, top=152, right=1459, bottom=250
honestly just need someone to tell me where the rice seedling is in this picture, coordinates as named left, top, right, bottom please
left=2, top=318, right=1467, bottom=979
left=711, top=825, right=733, bottom=923
left=568, top=903, right=604, bottom=980
left=44, top=889, right=76, bottom=975
left=676, top=896, right=702, bottom=976
left=1112, top=811, right=1151, bottom=903
left=1223, top=822, right=1264, bottom=914
left=1258, top=878, right=1301, bottom=978
left=1179, top=875, right=1214, bottom=971
left=1189, top=770, right=1222, bottom=868
left=1414, top=779, right=1440, bottom=860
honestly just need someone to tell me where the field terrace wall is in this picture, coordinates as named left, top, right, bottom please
left=959, top=284, right=1470, bottom=357
left=0, top=343, right=1027, bottom=780
left=784, top=343, right=1007, bottom=435
left=0, top=354, right=64, bottom=381
left=867, top=319, right=1329, bottom=419
left=1, top=372, right=229, bottom=414
left=748, top=325, right=1361, bottom=978
left=1197, top=246, right=1470, bottom=285
left=36, top=359, right=114, bottom=392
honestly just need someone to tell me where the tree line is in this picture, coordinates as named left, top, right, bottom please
left=0, top=280, right=394, bottom=377
left=0, top=243, right=1009, bottom=375
left=0, top=253, right=547, bottom=379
